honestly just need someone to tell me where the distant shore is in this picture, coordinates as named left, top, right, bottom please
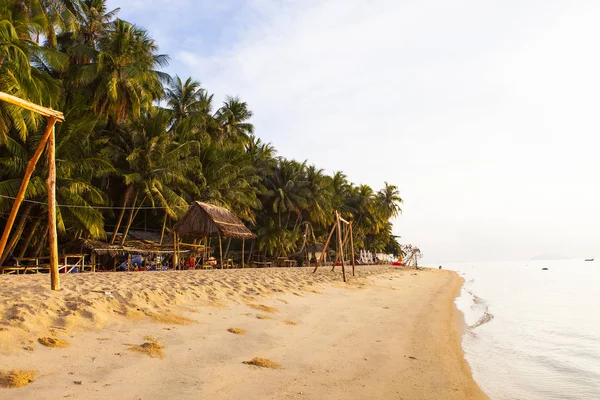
left=0, top=266, right=487, bottom=399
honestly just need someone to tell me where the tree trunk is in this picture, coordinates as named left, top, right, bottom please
left=18, top=217, right=41, bottom=258
left=223, top=237, right=232, bottom=260
left=159, top=213, right=168, bottom=245
left=120, top=190, right=140, bottom=245
left=111, top=185, right=134, bottom=244
left=34, top=229, right=48, bottom=257
left=0, top=203, right=33, bottom=265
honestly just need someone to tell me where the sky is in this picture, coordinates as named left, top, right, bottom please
left=106, top=0, right=600, bottom=263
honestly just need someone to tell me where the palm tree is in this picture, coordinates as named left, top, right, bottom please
left=303, top=165, right=333, bottom=229
left=0, top=19, right=62, bottom=141
left=0, top=101, right=113, bottom=261
left=214, top=96, right=254, bottom=144
left=104, top=108, right=199, bottom=244
left=77, top=19, right=169, bottom=124
left=164, top=75, right=214, bottom=132
left=264, top=159, right=309, bottom=229
left=76, top=0, right=120, bottom=50
left=375, top=182, right=403, bottom=220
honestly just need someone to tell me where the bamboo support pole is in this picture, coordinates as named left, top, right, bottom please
left=0, top=118, right=57, bottom=263
left=336, top=212, right=346, bottom=282
left=46, top=123, right=59, bottom=290
left=332, top=223, right=351, bottom=272
left=349, top=222, right=356, bottom=277
left=173, top=232, right=178, bottom=269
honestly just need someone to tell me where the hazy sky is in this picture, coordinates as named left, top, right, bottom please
left=108, top=0, right=600, bottom=262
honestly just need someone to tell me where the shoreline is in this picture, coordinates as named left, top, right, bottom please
left=0, top=266, right=487, bottom=399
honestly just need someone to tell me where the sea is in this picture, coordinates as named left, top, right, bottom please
left=443, top=259, right=600, bottom=400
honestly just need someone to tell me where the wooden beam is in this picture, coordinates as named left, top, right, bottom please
left=46, top=122, right=60, bottom=291
left=0, top=117, right=57, bottom=263
left=0, top=92, right=64, bottom=121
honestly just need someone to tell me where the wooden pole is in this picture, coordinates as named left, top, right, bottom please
left=46, top=122, right=60, bottom=291
left=313, top=223, right=337, bottom=273
left=0, top=118, right=57, bottom=263
left=241, top=239, right=245, bottom=268
left=0, top=92, right=65, bottom=120
left=332, top=222, right=351, bottom=272
left=127, top=253, right=131, bottom=272
left=350, top=222, right=356, bottom=277
left=218, top=233, right=223, bottom=269
left=336, top=212, right=346, bottom=282
left=173, top=232, right=178, bottom=269
left=91, top=252, right=96, bottom=273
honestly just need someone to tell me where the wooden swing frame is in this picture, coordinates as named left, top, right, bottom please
left=312, top=211, right=356, bottom=282
left=0, top=92, right=65, bottom=291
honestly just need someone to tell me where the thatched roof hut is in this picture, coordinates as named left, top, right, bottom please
left=173, top=201, right=256, bottom=240
left=66, top=238, right=188, bottom=257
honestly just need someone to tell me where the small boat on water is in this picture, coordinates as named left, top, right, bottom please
left=542, top=267, right=549, bottom=270
left=585, top=258, right=594, bottom=262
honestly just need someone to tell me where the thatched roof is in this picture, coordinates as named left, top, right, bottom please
left=173, top=201, right=256, bottom=240
left=66, top=239, right=188, bottom=257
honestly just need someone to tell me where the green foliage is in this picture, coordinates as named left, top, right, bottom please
left=0, top=0, right=404, bottom=260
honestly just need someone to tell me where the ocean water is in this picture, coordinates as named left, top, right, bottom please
left=445, top=259, right=600, bottom=400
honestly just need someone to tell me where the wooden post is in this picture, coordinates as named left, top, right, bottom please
left=0, top=118, right=57, bottom=263
left=127, top=253, right=131, bottom=272
left=241, top=239, right=245, bottom=268
left=349, top=222, right=356, bottom=277
left=218, top=233, right=223, bottom=269
left=46, top=121, right=60, bottom=291
left=336, top=212, right=346, bottom=282
left=91, top=252, right=96, bottom=273
left=332, top=223, right=351, bottom=272
left=173, top=232, right=178, bottom=269
left=113, top=257, right=117, bottom=272
left=313, top=223, right=337, bottom=273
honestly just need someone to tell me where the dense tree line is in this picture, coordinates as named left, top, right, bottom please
left=0, top=0, right=403, bottom=263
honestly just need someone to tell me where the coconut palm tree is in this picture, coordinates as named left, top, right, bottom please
left=214, top=96, right=254, bottom=144
left=77, top=19, right=169, bottom=124
left=104, top=108, right=199, bottom=244
left=375, top=182, right=403, bottom=220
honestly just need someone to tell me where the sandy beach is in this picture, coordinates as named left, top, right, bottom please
left=0, top=266, right=488, bottom=399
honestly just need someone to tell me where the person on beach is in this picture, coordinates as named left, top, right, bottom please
left=439, top=265, right=442, bottom=269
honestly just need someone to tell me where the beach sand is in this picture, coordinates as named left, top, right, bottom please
left=0, top=266, right=488, bottom=399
